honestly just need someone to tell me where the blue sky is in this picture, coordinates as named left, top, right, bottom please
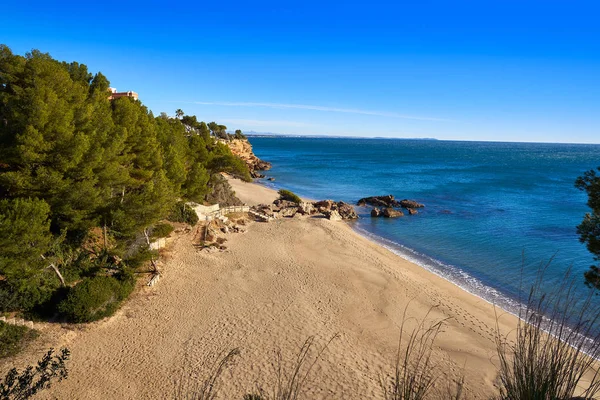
left=1, top=1, right=599, bottom=143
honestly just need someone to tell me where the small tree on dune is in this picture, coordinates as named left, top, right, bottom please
left=575, top=167, right=600, bottom=290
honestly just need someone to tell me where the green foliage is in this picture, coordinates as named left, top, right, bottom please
left=0, top=322, right=39, bottom=359
left=0, top=44, right=254, bottom=321
left=0, top=198, right=52, bottom=281
left=277, top=189, right=302, bottom=204
left=151, top=223, right=174, bottom=239
left=0, top=347, right=70, bottom=399
left=207, top=143, right=252, bottom=182
left=234, top=129, right=247, bottom=140
left=57, top=275, right=134, bottom=323
left=576, top=167, right=600, bottom=290
left=168, top=202, right=199, bottom=226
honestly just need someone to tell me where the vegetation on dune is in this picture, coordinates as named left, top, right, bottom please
left=0, top=322, right=39, bottom=359
left=576, top=167, right=600, bottom=290
left=277, top=189, right=302, bottom=204
left=494, top=264, right=600, bottom=400
left=0, top=44, right=251, bottom=326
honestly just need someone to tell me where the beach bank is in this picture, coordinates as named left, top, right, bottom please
left=12, top=177, right=522, bottom=399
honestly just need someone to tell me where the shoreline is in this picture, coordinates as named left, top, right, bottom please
left=9, top=176, right=524, bottom=399
left=247, top=177, right=523, bottom=317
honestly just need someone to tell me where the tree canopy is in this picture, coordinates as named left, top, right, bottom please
left=0, top=45, right=252, bottom=315
left=576, top=167, right=600, bottom=290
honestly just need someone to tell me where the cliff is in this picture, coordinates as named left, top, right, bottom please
left=223, top=138, right=272, bottom=178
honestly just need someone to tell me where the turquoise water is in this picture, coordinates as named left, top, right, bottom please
left=249, top=137, right=599, bottom=313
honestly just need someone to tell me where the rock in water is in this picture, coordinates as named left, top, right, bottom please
left=371, top=207, right=382, bottom=217
left=383, top=207, right=404, bottom=218
left=399, top=199, right=424, bottom=209
left=407, top=208, right=418, bottom=215
left=357, top=195, right=400, bottom=207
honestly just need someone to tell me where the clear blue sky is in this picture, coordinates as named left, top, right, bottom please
left=1, top=1, right=599, bottom=143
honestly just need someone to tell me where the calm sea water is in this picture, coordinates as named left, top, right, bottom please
left=249, top=137, right=599, bottom=314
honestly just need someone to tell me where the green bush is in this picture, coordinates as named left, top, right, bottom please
left=168, top=202, right=199, bottom=225
left=278, top=189, right=302, bottom=204
left=57, top=275, right=134, bottom=323
left=151, top=222, right=174, bottom=239
left=0, top=321, right=39, bottom=359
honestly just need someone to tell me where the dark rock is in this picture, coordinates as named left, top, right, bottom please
left=267, top=177, right=275, bottom=181
left=357, top=195, right=401, bottom=208
left=371, top=208, right=382, bottom=217
left=399, top=199, right=424, bottom=209
left=255, top=160, right=272, bottom=171
left=337, top=201, right=359, bottom=219
left=407, top=208, right=418, bottom=215
left=383, top=207, right=404, bottom=218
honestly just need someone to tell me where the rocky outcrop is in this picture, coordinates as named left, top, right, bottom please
left=251, top=199, right=358, bottom=221
left=359, top=194, right=424, bottom=218
left=383, top=208, right=404, bottom=218
left=280, top=207, right=298, bottom=218
left=357, top=195, right=400, bottom=208
left=357, top=195, right=424, bottom=209
left=224, top=138, right=272, bottom=178
left=323, top=210, right=342, bottom=221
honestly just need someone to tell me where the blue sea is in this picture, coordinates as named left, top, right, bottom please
left=248, top=137, right=599, bottom=315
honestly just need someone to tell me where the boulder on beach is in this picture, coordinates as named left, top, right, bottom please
left=314, top=200, right=335, bottom=213
left=324, top=210, right=342, bottom=221
left=383, top=207, right=404, bottom=218
left=298, top=202, right=314, bottom=215
left=280, top=207, right=298, bottom=218
left=337, top=201, right=359, bottom=219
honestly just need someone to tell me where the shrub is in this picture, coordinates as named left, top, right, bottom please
left=151, top=223, right=174, bottom=239
left=168, top=202, right=199, bottom=226
left=0, top=321, right=39, bottom=359
left=57, top=275, right=134, bottom=323
left=494, top=264, right=600, bottom=400
left=278, top=189, right=302, bottom=204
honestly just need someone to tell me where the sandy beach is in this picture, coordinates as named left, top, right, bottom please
left=3, top=178, right=522, bottom=399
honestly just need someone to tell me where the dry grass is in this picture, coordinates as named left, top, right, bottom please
left=175, top=348, right=240, bottom=400
left=245, top=335, right=338, bottom=400
left=494, top=264, right=600, bottom=400
left=380, top=305, right=464, bottom=400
